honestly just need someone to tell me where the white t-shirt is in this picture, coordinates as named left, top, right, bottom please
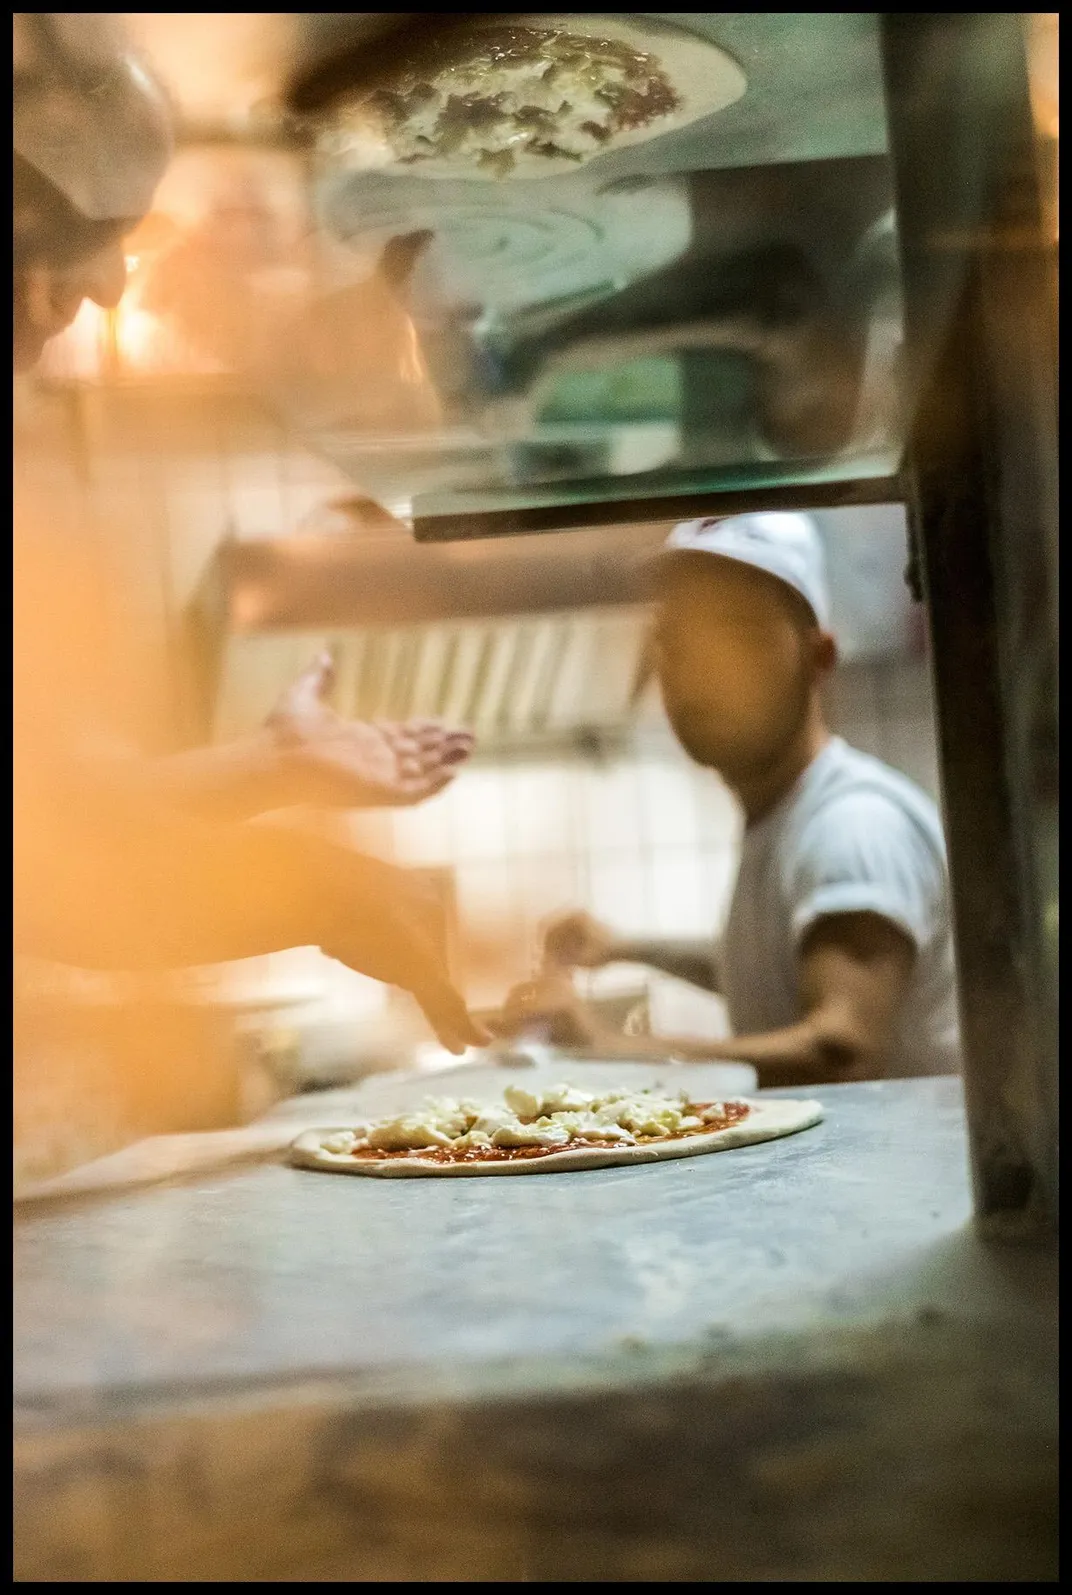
left=719, top=737, right=961, bottom=1078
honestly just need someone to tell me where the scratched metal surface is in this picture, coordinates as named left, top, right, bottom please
left=19, top=1072, right=1047, bottom=1414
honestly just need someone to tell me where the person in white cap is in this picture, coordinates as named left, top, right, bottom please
left=505, top=512, right=960, bottom=1085
left=13, top=14, right=486, bottom=1057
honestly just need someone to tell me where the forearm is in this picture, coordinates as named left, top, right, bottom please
left=15, top=807, right=320, bottom=972
left=606, top=937, right=722, bottom=993
left=15, top=765, right=480, bottom=1050
left=131, top=734, right=299, bottom=822
left=581, top=1016, right=860, bottom=1088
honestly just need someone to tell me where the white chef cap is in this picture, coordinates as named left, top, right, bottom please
left=660, top=512, right=832, bottom=628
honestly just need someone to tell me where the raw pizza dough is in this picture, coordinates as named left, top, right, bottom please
left=324, top=15, right=747, bottom=182
left=290, top=1093, right=822, bottom=1179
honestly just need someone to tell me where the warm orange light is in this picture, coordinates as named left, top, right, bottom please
left=112, top=303, right=168, bottom=371
left=1028, top=14, right=1059, bottom=140
left=39, top=279, right=225, bottom=383
left=1026, top=15, right=1059, bottom=244
left=37, top=299, right=110, bottom=382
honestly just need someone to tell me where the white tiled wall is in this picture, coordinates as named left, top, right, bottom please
left=826, top=655, right=940, bottom=802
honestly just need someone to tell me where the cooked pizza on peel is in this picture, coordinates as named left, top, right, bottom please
left=322, top=15, right=747, bottom=182
left=289, top=1083, right=822, bottom=1178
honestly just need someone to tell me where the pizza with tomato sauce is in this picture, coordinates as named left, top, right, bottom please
left=289, top=1082, right=822, bottom=1178
left=324, top=15, right=747, bottom=182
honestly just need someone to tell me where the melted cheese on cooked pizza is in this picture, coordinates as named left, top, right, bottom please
left=330, top=24, right=681, bottom=178
left=320, top=1084, right=748, bottom=1160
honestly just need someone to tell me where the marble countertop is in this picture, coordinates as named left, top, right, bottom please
left=14, top=1068, right=1058, bottom=1581
left=13, top=1069, right=1051, bottom=1414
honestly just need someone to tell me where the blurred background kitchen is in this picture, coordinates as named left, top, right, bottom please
left=13, top=391, right=935, bottom=1185
left=13, top=11, right=978, bottom=1184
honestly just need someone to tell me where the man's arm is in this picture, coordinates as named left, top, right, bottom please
left=542, top=911, right=722, bottom=994
left=111, top=653, right=474, bottom=822
left=118, top=722, right=474, bottom=822
left=120, top=732, right=297, bottom=822
left=14, top=797, right=486, bottom=1054
left=508, top=912, right=915, bottom=1087
left=608, top=937, right=722, bottom=993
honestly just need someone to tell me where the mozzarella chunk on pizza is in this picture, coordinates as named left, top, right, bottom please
left=503, top=1082, right=602, bottom=1119
left=365, top=1113, right=456, bottom=1150
left=329, top=1084, right=740, bottom=1157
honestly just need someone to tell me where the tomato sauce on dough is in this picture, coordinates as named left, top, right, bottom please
left=349, top=1100, right=750, bottom=1163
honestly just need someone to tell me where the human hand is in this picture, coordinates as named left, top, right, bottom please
left=315, top=848, right=489, bottom=1055
left=266, top=652, right=474, bottom=809
left=497, top=974, right=601, bottom=1049
left=541, top=910, right=620, bottom=973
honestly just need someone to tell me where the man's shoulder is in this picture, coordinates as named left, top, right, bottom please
left=784, top=740, right=946, bottom=863
left=810, top=739, right=941, bottom=822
